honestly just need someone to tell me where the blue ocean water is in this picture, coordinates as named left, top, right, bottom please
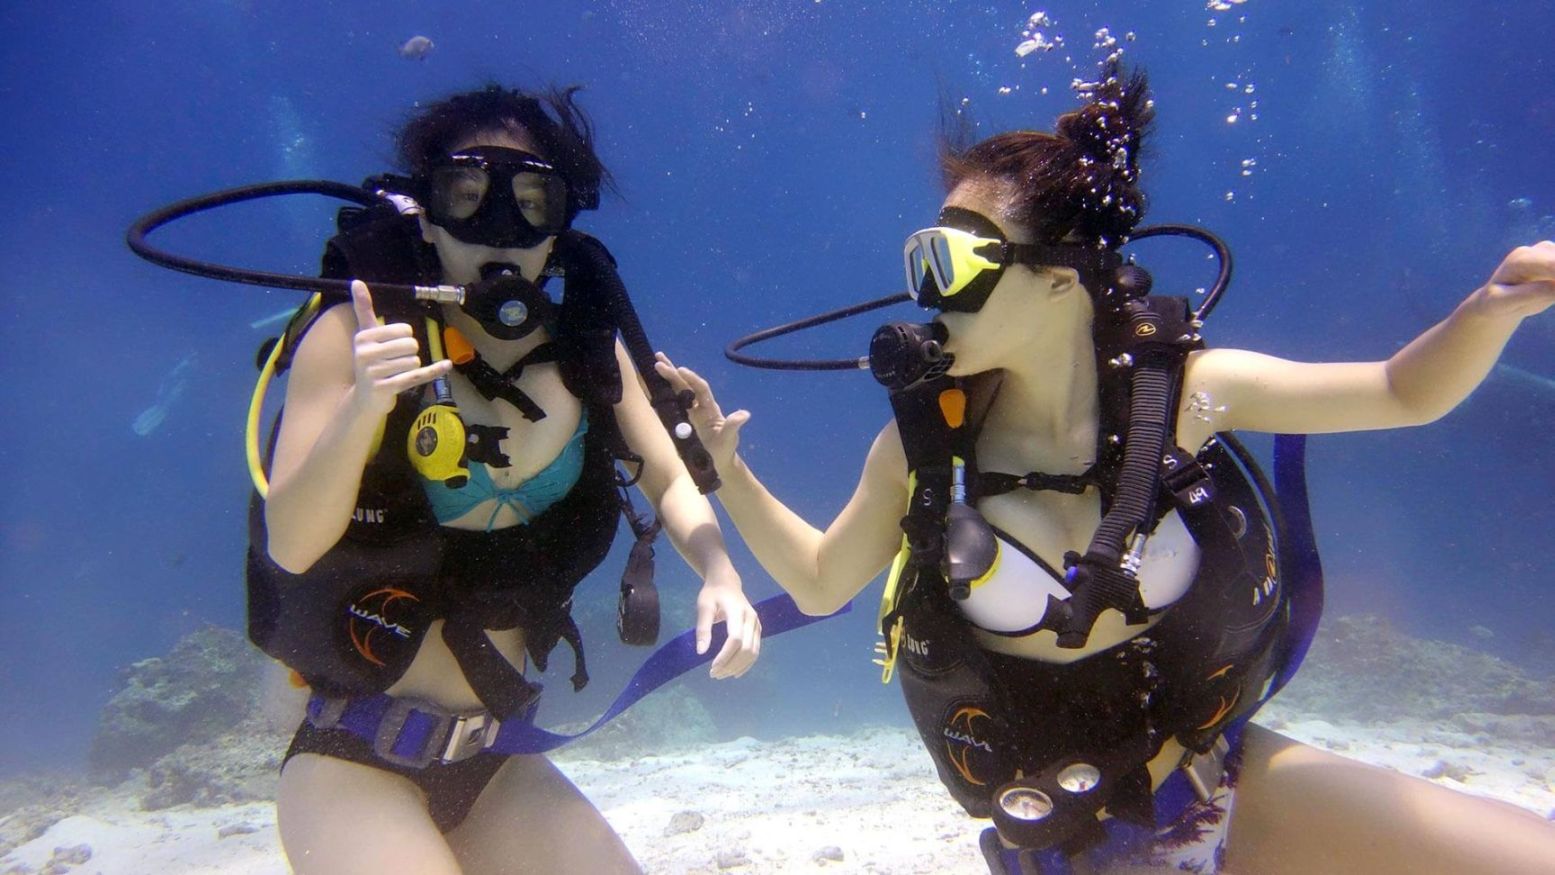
left=1, top=0, right=1552, bottom=779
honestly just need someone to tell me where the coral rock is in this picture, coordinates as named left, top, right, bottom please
left=665, top=810, right=706, bottom=836
left=88, top=627, right=269, bottom=779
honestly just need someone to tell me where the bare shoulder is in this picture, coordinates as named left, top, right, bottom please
left=1181, top=347, right=1278, bottom=399
left=862, top=418, right=907, bottom=481
left=288, top=302, right=357, bottom=379
left=1180, top=347, right=1301, bottom=434
left=276, top=303, right=357, bottom=440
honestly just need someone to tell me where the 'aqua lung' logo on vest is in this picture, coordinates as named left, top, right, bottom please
left=352, top=506, right=386, bottom=524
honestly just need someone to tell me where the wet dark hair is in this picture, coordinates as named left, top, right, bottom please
left=395, top=84, right=614, bottom=207
left=941, top=63, right=1154, bottom=248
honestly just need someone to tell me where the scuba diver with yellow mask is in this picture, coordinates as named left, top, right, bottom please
left=135, top=85, right=763, bottom=875
left=657, top=63, right=1555, bottom=873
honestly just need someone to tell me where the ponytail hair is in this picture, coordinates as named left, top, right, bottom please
left=941, top=61, right=1154, bottom=247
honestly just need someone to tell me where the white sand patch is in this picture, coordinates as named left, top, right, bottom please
left=1, top=801, right=280, bottom=875
left=3, top=721, right=1549, bottom=874
left=559, top=728, right=986, bottom=873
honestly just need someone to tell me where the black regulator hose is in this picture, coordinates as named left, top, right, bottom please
left=555, top=231, right=722, bottom=494
left=725, top=293, right=911, bottom=370
left=721, top=225, right=1229, bottom=374
left=1056, top=351, right=1174, bottom=648
left=126, top=180, right=451, bottom=302
left=1131, top=224, right=1232, bottom=324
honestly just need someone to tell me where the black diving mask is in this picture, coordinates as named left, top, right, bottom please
left=419, top=146, right=572, bottom=249
left=907, top=207, right=1116, bottom=313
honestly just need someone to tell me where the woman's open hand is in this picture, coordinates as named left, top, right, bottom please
left=654, top=353, right=750, bottom=472
left=696, top=564, right=762, bottom=679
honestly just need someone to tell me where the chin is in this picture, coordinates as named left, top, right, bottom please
left=944, top=354, right=978, bottom=378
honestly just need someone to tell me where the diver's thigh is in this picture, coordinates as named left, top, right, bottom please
left=448, top=753, right=642, bottom=875
left=277, top=753, right=463, bottom=875
left=1226, top=723, right=1555, bottom=875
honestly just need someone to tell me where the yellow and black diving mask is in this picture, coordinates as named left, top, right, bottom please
left=904, top=207, right=1115, bottom=313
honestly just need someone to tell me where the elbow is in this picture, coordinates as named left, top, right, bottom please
left=261, top=488, right=355, bottom=574
left=1409, top=407, right=1450, bottom=428
left=1381, top=362, right=1466, bottom=428
left=791, top=588, right=850, bottom=617
left=1390, top=396, right=1453, bottom=429
left=265, top=539, right=319, bottom=575
left=262, top=509, right=327, bottom=574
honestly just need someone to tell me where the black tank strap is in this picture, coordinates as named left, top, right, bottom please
left=979, top=467, right=1099, bottom=497
left=440, top=608, right=544, bottom=721
left=555, top=613, right=590, bottom=692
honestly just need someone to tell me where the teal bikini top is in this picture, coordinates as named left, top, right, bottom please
left=423, top=412, right=590, bottom=530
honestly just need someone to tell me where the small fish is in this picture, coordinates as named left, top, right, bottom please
left=132, top=353, right=197, bottom=437
left=399, top=35, right=434, bottom=61
left=131, top=405, right=167, bottom=437
left=1493, top=363, right=1555, bottom=397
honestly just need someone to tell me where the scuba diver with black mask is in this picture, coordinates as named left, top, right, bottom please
left=254, top=86, right=762, bottom=875
left=657, top=64, right=1555, bottom=873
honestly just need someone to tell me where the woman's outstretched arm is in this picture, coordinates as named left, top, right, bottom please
left=1186, top=242, right=1555, bottom=436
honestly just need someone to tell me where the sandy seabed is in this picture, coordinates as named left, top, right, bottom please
left=3, top=708, right=1553, bottom=875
